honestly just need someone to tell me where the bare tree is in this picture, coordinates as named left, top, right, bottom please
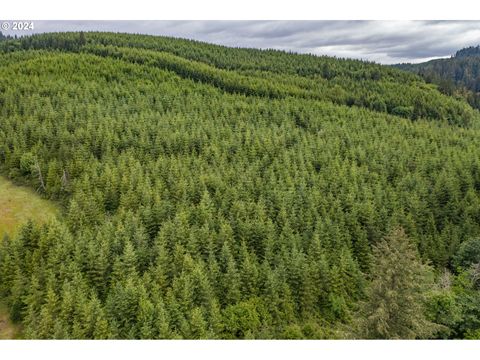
left=61, top=169, right=69, bottom=191
left=33, top=160, right=46, bottom=193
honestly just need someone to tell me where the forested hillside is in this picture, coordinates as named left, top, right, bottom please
left=396, top=46, right=480, bottom=109
left=0, top=32, right=480, bottom=339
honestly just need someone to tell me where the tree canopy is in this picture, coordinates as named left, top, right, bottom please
left=0, top=32, right=480, bottom=339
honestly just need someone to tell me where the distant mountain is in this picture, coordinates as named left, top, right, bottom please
left=455, top=45, right=480, bottom=58
left=395, top=46, right=480, bottom=109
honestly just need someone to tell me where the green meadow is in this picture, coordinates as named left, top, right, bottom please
left=0, top=176, right=59, bottom=240
left=0, top=176, right=58, bottom=339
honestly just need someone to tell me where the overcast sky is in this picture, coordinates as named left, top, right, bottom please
left=2, top=20, right=480, bottom=64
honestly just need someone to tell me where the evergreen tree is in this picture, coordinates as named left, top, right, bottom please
left=1, top=31, right=480, bottom=339
left=355, top=227, right=439, bottom=339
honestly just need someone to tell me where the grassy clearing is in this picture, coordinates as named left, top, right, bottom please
left=0, top=176, right=60, bottom=239
left=0, top=302, right=22, bottom=339
left=0, top=176, right=59, bottom=339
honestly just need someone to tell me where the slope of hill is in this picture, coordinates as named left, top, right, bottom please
left=2, top=32, right=478, bottom=126
left=0, top=32, right=480, bottom=339
left=395, top=46, right=480, bottom=109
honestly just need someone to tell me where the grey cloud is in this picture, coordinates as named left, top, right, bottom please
left=1, top=20, right=480, bottom=64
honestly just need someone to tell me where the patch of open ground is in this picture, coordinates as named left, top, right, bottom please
left=0, top=176, right=59, bottom=239
left=0, top=302, right=22, bottom=339
left=0, top=176, right=59, bottom=339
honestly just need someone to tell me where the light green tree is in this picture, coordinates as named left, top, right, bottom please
left=355, top=227, right=439, bottom=339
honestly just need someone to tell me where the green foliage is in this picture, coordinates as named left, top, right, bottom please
left=391, top=105, right=414, bottom=118
left=221, top=298, right=266, bottom=339
left=452, top=238, right=480, bottom=269
left=0, top=32, right=480, bottom=339
left=19, top=153, right=36, bottom=175
left=355, top=228, right=439, bottom=339
left=425, top=274, right=463, bottom=339
left=2, top=32, right=477, bottom=126
left=396, top=47, right=480, bottom=110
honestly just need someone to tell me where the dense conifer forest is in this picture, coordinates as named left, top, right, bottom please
left=0, top=32, right=480, bottom=339
left=396, top=46, right=480, bottom=110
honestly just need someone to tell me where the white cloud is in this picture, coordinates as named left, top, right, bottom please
left=2, top=20, right=480, bottom=64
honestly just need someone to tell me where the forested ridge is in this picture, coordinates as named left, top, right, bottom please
left=395, top=46, right=480, bottom=110
left=0, top=32, right=480, bottom=339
